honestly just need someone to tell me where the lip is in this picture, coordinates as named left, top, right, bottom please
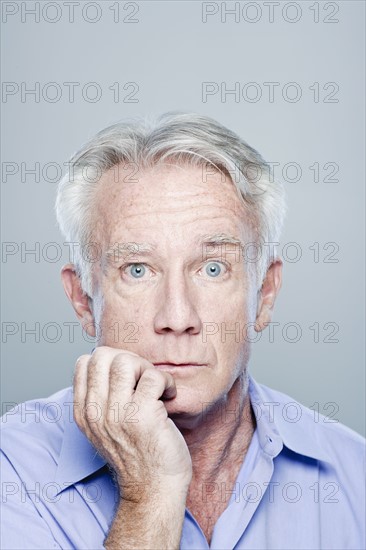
left=153, top=362, right=205, bottom=369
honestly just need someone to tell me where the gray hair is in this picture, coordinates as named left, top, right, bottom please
left=55, top=111, right=286, bottom=297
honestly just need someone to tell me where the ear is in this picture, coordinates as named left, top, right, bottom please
left=255, top=259, right=283, bottom=332
left=60, top=263, right=96, bottom=338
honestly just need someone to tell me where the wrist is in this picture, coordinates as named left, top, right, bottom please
left=119, top=476, right=189, bottom=506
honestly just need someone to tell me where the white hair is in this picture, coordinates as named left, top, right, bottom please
left=55, top=111, right=286, bottom=298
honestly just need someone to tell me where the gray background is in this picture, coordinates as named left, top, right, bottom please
left=1, top=1, right=365, bottom=436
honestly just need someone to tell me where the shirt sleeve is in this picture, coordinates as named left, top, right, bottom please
left=0, top=450, right=62, bottom=550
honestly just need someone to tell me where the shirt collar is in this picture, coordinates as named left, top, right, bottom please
left=55, top=374, right=331, bottom=493
left=248, top=374, right=332, bottom=463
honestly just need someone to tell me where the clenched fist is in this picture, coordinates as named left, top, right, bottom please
left=73, top=346, right=193, bottom=504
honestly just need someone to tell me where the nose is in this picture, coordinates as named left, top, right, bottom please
left=153, top=268, right=202, bottom=336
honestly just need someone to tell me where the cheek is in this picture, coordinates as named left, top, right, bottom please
left=201, top=291, right=255, bottom=358
left=96, top=289, right=153, bottom=349
left=203, top=288, right=250, bottom=324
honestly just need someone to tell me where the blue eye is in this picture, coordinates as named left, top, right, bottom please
left=129, top=263, right=146, bottom=278
left=205, top=262, right=222, bottom=277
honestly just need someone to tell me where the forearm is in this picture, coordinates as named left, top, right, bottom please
left=104, top=491, right=187, bottom=550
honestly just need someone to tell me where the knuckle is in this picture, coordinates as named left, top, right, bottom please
left=75, top=354, right=90, bottom=369
left=109, top=360, right=128, bottom=378
left=91, top=346, right=112, bottom=361
left=113, top=351, right=138, bottom=364
left=85, top=363, right=101, bottom=391
left=89, top=348, right=104, bottom=363
left=87, top=355, right=100, bottom=373
left=110, top=354, right=139, bottom=373
left=141, top=369, right=160, bottom=384
left=109, top=366, right=131, bottom=390
left=110, top=354, right=129, bottom=367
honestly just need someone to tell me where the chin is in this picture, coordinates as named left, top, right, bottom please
left=163, top=384, right=214, bottom=429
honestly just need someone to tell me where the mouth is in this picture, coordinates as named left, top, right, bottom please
left=153, top=362, right=206, bottom=370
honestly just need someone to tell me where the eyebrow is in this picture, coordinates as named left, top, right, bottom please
left=104, top=233, right=245, bottom=265
left=197, top=233, right=245, bottom=249
left=105, top=242, right=156, bottom=265
left=197, top=233, right=245, bottom=262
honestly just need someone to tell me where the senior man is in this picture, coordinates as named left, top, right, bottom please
left=1, top=113, right=365, bottom=550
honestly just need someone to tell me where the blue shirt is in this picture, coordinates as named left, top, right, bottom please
left=1, top=375, right=365, bottom=550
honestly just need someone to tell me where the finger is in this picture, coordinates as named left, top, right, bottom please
left=85, top=347, right=120, bottom=417
left=107, top=353, right=156, bottom=408
left=73, top=354, right=90, bottom=431
left=161, top=373, right=177, bottom=400
left=134, top=369, right=177, bottom=401
left=86, top=347, right=148, bottom=433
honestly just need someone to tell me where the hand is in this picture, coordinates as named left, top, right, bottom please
left=73, top=346, right=193, bottom=502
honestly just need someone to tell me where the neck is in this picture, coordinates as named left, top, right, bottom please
left=179, top=373, right=256, bottom=482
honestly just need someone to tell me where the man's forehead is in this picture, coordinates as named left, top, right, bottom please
left=96, top=162, right=243, bottom=207
left=94, top=163, right=253, bottom=255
